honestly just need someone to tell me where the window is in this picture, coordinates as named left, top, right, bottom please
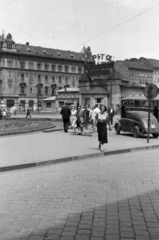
left=38, top=88, right=42, bottom=95
left=37, top=63, right=42, bottom=70
left=45, top=86, right=49, bottom=95
left=52, top=88, right=55, bottom=95
left=30, top=88, right=32, bottom=94
left=96, top=98, right=101, bottom=103
left=78, top=67, right=82, bottom=74
left=58, top=87, right=62, bottom=90
left=44, top=64, right=48, bottom=70
left=45, top=75, right=48, bottom=83
left=38, top=75, right=41, bottom=82
left=21, top=87, right=25, bottom=94
left=21, top=74, right=24, bottom=81
left=59, top=76, right=62, bottom=83
left=71, top=66, right=76, bottom=72
left=29, top=62, right=34, bottom=69
left=65, top=77, right=68, bottom=83
left=59, top=101, right=64, bottom=107
left=72, top=80, right=75, bottom=87
left=46, top=102, right=51, bottom=108
left=51, top=65, right=55, bottom=71
left=7, top=60, right=13, bottom=67
left=7, top=43, right=12, bottom=49
left=52, top=76, right=55, bottom=82
left=58, top=65, right=62, bottom=72
left=65, top=66, right=69, bottom=72
left=20, top=62, right=25, bottom=69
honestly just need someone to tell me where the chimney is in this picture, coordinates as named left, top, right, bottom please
left=26, top=42, right=29, bottom=45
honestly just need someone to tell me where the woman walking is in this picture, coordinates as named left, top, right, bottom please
left=76, top=106, right=83, bottom=135
left=70, top=105, right=77, bottom=133
left=96, top=105, right=111, bottom=152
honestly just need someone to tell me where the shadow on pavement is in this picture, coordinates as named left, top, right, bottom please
left=4, top=188, right=157, bottom=239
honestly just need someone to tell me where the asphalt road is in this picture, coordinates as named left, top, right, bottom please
left=0, top=149, right=159, bottom=239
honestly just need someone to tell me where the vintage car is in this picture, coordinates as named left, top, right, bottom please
left=115, top=111, right=159, bottom=138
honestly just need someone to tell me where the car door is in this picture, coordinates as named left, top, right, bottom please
left=124, top=112, right=133, bottom=132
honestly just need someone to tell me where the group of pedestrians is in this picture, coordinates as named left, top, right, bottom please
left=60, top=102, right=114, bottom=152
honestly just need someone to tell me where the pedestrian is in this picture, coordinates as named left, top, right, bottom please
left=26, top=107, right=31, bottom=118
left=76, top=106, right=84, bottom=134
left=153, top=105, right=158, bottom=121
left=82, top=105, right=90, bottom=129
left=93, top=104, right=101, bottom=127
left=121, top=102, right=126, bottom=118
left=2, top=109, right=6, bottom=119
left=0, top=108, right=2, bottom=120
left=70, top=105, right=77, bottom=133
left=96, top=105, right=111, bottom=152
left=108, top=104, right=115, bottom=125
left=89, top=106, right=96, bottom=129
left=60, top=102, right=71, bottom=132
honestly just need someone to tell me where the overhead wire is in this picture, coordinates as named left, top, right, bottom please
left=70, top=2, right=159, bottom=51
left=0, top=1, right=159, bottom=52
left=0, top=17, right=51, bottom=47
left=0, top=0, right=18, bottom=11
left=0, top=0, right=50, bottom=47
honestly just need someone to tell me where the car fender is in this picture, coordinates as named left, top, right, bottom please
left=115, top=121, right=121, bottom=129
left=131, top=120, right=147, bottom=133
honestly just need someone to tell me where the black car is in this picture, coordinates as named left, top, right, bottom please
left=115, top=111, right=159, bottom=138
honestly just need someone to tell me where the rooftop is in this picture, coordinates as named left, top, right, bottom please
left=124, top=60, right=153, bottom=71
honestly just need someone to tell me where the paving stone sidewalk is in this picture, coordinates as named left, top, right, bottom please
left=0, top=122, right=159, bottom=170
left=0, top=149, right=159, bottom=239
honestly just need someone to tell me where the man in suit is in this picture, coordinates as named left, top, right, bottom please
left=60, top=102, right=71, bottom=132
left=108, top=104, right=115, bottom=125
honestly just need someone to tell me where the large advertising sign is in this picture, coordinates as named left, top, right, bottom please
left=84, top=54, right=112, bottom=63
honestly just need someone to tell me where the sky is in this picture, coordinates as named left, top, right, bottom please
left=1, top=0, right=159, bottom=61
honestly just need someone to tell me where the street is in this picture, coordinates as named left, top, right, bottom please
left=0, top=149, right=159, bottom=240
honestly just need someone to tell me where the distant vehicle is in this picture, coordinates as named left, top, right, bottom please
left=115, top=111, right=159, bottom=138
left=121, top=96, right=159, bottom=115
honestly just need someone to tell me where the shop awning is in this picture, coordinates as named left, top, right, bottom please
left=43, top=96, right=56, bottom=101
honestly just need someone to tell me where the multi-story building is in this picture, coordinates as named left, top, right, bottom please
left=140, top=58, right=159, bottom=85
left=79, top=59, right=153, bottom=111
left=0, top=33, right=86, bottom=111
left=115, top=59, right=153, bottom=85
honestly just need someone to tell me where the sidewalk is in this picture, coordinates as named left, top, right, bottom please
left=0, top=122, right=159, bottom=171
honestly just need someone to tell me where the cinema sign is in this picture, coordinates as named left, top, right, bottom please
left=84, top=54, right=112, bottom=62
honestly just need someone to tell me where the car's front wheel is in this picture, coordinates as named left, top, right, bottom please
left=152, top=133, right=159, bottom=138
left=115, top=123, right=120, bottom=135
left=132, top=126, right=140, bottom=138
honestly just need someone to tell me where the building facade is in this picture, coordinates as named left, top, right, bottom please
left=115, top=59, right=153, bottom=85
left=79, top=60, right=151, bottom=112
left=0, top=33, right=87, bottom=111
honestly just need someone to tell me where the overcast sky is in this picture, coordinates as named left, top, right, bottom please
left=1, top=0, right=159, bottom=60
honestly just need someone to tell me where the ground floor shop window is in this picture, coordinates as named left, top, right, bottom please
left=20, top=100, right=25, bottom=111
left=59, top=101, right=64, bottom=108
left=29, top=101, right=34, bottom=111
left=96, top=98, right=102, bottom=103
left=46, top=102, right=51, bottom=108
left=7, top=99, right=14, bottom=108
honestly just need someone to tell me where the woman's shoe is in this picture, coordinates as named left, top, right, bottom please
left=100, top=145, right=104, bottom=152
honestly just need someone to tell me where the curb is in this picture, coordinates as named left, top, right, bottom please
left=10, top=118, right=62, bottom=122
left=1, top=144, right=159, bottom=172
